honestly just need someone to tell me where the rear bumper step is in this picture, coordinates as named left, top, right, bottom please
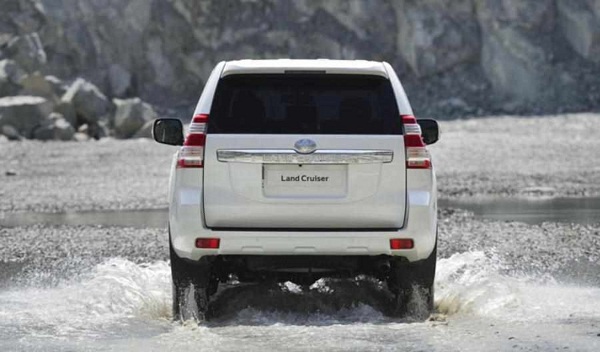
left=209, top=227, right=401, bottom=232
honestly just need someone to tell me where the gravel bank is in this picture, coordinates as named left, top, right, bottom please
left=0, top=113, right=599, bottom=213
left=0, top=225, right=168, bottom=288
left=0, top=138, right=175, bottom=213
left=430, top=113, right=600, bottom=198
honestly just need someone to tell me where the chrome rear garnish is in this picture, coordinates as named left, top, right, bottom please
left=217, top=149, right=393, bottom=164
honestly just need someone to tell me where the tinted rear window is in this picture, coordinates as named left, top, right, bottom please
left=208, top=74, right=401, bottom=134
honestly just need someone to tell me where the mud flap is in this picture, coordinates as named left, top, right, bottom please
left=170, top=235, right=213, bottom=322
left=386, top=239, right=437, bottom=317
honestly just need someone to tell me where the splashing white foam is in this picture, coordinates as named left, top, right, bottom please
left=434, top=251, right=600, bottom=324
left=0, top=258, right=172, bottom=339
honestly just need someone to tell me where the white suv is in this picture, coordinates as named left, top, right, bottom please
left=153, top=59, right=440, bottom=320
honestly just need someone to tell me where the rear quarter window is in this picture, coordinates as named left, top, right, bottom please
left=208, top=74, right=402, bottom=135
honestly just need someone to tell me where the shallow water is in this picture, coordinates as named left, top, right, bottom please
left=2, top=196, right=599, bottom=229
left=0, top=208, right=168, bottom=228
left=1, top=198, right=599, bottom=351
left=440, top=197, right=600, bottom=224
left=1, top=253, right=598, bottom=351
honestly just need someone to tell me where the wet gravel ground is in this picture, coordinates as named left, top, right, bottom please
left=438, top=209, right=600, bottom=286
left=0, top=226, right=168, bottom=288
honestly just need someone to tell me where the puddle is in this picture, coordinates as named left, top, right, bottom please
left=0, top=197, right=598, bottom=228
left=0, top=209, right=168, bottom=228
left=440, top=197, right=600, bottom=225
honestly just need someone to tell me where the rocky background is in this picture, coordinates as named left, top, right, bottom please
left=0, top=0, right=599, bottom=141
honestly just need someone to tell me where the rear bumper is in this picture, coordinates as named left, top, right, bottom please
left=169, top=168, right=437, bottom=263
left=174, top=229, right=431, bottom=261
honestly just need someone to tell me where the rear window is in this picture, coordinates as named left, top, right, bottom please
left=208, top=74, right=401, bottom=134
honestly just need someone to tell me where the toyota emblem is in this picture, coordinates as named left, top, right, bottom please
left=294, top=139, right=317, bottom=154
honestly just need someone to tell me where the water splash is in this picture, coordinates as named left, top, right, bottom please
left=434, top=251, right=600, bottom=324
left=2, top=251, right=600, bottom=352
left=0, top=258, right=172, bottom=340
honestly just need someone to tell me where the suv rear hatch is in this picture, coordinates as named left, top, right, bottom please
left=203, top=74, right=406, bottom=229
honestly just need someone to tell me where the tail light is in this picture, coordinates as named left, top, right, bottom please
left=177, top=114, right=208, bottom=168
left=402, top=114, right=431, bottom=169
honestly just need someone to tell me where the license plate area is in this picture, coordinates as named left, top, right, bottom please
left=263, top=164, right=347, bottom=198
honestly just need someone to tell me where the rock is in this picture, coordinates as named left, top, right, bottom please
left=1, top=124, right=22, bottom=140
left=113, top=97, right=157, bottom=138
left=32, top=113, right=75, bottom=141
left=61, top=78, right=112, bottom=124
left=19, top=73, right=58, bottom=100
left=45, top=76, right=68, bottom=97
left=132, top=119, right=154, bottom=139
left=0, top=59, right=26, bottom=96
left=108, top=64, right=132, bottom=97
left=77, top=124, right=89, bottom=134
left=476, top=0, right=555, bottom=102
left=73, top=132, right=89, bottom=141
left=392, top=0, right=480, bottom=76
left=54, top=101, right=77, bottom=128
left=88, top=120, right=111, bottom=140
left=0, top=96, right=53, bottom=137
left=4, top=33, right=47, bottom=72
left=0, top=0, right=597, bottom=117
left=557, top=0, right=600, bottom=62
left=0, top=134, right=8, bottom=143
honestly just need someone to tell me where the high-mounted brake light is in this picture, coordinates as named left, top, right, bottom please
left=177, top=114, right=209, bottom=168
left=195, top=237, right=220, bottom=249
left=402, top=114, right=431, bottom=169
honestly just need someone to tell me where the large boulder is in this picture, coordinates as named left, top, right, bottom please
left=557, top=0, right=600, bottom=63
left=475, top=0, right=555, bottom=102
left=61, top=78, right=112, bottom=124
left=0, top=96, right=53, bottom=138
left=113, top=97, right=157, bottom=138
left=392, top=0, right=480, bottom=76
left=0, top=59, right=26, bottom=96
left=44, top=75, right=68, bottom=97
left=132, top=119, right=154, bottom=139
left=1, top=124, right=22, bottom=141
left=19, top=73, right=59, bottom=101
left=53, top=100, right=77, bottom=128
left=32, top=112, right=75, bottom=141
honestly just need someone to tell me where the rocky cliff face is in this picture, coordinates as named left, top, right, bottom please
left=1, top=0, right=599, bottom=129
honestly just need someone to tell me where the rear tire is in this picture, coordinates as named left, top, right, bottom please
left=387, top=240, right=437, bottom=318
left=170, top=237, right=211, bottom=322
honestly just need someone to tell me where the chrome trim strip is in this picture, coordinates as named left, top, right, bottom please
left=217, top=149, right=393, bottom=164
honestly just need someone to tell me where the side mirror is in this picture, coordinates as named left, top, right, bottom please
left=153, top=118, right=184, bottom=146
left=418, top=119, right=440, bottom=145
